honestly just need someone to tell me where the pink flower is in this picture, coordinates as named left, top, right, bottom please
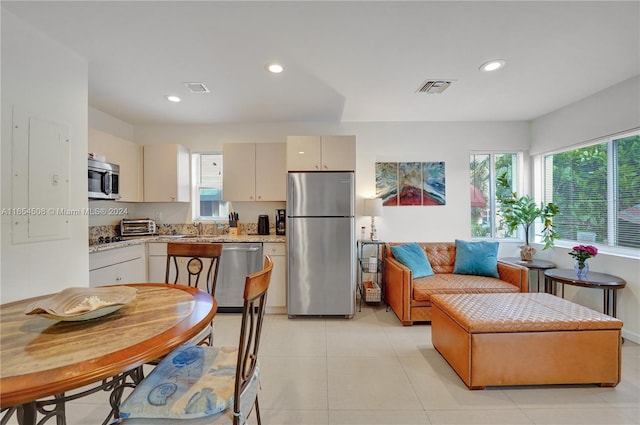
left=568, top=244, right=598, bottom=263
left=585, top=245, right=598, bottom=256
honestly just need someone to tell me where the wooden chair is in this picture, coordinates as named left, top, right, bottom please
left=117, top=256, right=273, bottom=425
left=166, top=242, right=223, bottom=294
left=165, top=242, right=223, bottom=346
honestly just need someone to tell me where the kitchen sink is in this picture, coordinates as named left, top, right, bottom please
left=159, top=235, right=246, bottom=241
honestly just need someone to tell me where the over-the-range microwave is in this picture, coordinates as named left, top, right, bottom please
left=88, top=158, right=120, bottom=200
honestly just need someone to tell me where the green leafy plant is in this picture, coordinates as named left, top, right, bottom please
left=496, top=173, right=560, bottom=250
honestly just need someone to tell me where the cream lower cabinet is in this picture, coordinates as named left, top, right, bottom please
left=286, top=135, right=355, bottom=171
left=143, top=144, right=190, bottom=202
left=89, top=244, right=146, bottom=287
left=148, top=242, right=189, bottom=284
left=223, top=143, right=286, bottom=201
left=147, top=242, right=168, bottom=283
left=264, top=243, right=286, bottom=313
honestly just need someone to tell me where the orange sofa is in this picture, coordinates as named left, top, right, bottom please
left=384, top=242, right=528, bottom=325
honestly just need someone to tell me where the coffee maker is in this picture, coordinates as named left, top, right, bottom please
left=275, top=209, right=286, bottom=235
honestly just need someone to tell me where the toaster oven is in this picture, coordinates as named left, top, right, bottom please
left=120, top=219, right=157, bottom=236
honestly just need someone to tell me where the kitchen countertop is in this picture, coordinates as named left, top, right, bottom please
left=89, top=234, right=286, bottom=254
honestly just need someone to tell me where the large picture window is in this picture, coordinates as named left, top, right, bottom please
left=470, top=153, right=519, bottom=239
left=192, top=153, right=229, bottom=220
left=543, top=131, right=639, bottom=248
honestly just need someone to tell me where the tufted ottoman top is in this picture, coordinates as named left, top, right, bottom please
left=431, top=293, right=623, bottom=333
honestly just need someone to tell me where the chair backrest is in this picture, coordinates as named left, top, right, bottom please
left=165, top=242, right=223, bottom=296
left=233, top=255, right=273, bottom=421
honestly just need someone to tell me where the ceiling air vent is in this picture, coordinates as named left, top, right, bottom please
left=184, top=82, right=210, bottom=93
left=416, top=80, right=453, bottom=94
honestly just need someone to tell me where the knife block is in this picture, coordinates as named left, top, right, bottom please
left=228, top=223, right=241, bottom=235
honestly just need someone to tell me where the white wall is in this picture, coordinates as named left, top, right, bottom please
left=531, top=76, right=640, bottom=343
left=1, top=11, right=89, bottom=303
left=348, top=122, right=530, bottom=245
left=89, top=107, right=134, bottom=142
left=530, top=76, right=639, bottom=155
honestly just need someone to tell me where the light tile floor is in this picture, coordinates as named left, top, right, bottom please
left=5, top=305, right=640, bottom=425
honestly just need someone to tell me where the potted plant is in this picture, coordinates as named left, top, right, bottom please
left=496, top=172, right=560, bottom=260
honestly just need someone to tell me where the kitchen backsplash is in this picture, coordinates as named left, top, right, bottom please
left=89, top=222, right=274, bottom=245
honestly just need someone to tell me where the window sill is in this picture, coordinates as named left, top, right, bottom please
left=471, top=237, right=639, bottom=260
left=532, top=240, right=640, bottom=260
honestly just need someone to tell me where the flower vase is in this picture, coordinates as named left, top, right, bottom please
left=574, top=260, right=589, bottom=278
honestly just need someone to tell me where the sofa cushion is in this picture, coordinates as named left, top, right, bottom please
left=390, top=243, right=434, bottom=278
left=413, top=274, right=519, bottom=301
left=453, top=240, right=499, bottom=278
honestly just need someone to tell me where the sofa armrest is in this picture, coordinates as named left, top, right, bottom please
left=384, top=257, right=413, bottom=323
left=497, top=261, right=529, bottom=292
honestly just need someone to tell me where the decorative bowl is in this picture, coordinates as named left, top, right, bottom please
left=25, top=286, right=137, bottom=321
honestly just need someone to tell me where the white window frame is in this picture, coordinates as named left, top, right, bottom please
left=470, top=151, right=524, bottom=241
left=191, top=152, right=228, bottom=221
left=534, top=129, right=640, bottom=257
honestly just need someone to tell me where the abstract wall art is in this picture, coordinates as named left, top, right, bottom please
left=375, top=161, right=445, bottom=206
left=375, top=162, right=398, bottom=206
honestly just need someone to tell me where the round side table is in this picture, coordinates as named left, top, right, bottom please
left=543, top=268, right=626, bottom=318
left=500, top=257, right=556, bottom=293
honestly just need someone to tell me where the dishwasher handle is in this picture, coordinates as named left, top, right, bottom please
left=223, top=246, right=261, bottom=252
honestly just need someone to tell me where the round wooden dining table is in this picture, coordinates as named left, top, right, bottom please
left=0, top=283, right=217, bottom=424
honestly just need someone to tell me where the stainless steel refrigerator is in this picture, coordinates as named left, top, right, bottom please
left=287, top=171, right=355, bottom=317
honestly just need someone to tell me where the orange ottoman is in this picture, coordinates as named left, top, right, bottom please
left=431, top=293, right=622, bottom=390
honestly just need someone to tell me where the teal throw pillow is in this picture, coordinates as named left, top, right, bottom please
left=453, top=239, right=499, bottom=278
left=390, top=243, right=434, bottom=278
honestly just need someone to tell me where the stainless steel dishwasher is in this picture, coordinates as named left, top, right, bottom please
left=216, top=242, right=263, bottom=312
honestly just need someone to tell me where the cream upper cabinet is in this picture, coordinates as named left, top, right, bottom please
left=286, top=136, right=322, bottom=171
left=286, top=135, right=355, bottom=171
left=320, top=136, right=356, bottom=171
left=88, top=128, right=143, bottom=202
left=223, top=143, right=286, bottom=201
left=223, top=143, right=255, bottom=201
left=143, top=144, right=190, bottom=202
left=255, top=143, right=286, bottom=200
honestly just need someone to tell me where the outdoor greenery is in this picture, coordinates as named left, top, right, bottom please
left=547, top=134, right=639, bottom=248
left=470, top=153, right=515, bottom=238
left=471, top=134, right=639, bottom=248
left=469, top=156, right=490, bottom=237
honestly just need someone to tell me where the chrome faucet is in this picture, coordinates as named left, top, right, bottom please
left=195, top=221, right=203, bottom=235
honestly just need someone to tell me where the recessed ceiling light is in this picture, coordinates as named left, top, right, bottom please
left=166, top=95, right=181, bottom=103
left=479, top=59, right=506, bottom=72
left=265, top=63, right=284, bottom=74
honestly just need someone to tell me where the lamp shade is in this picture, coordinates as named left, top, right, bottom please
left=364, top=198, right=383, bottom=217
